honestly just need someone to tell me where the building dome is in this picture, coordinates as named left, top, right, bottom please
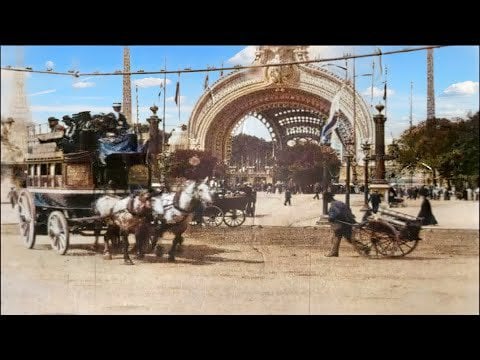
left=168, top=124, right=188, bottom=151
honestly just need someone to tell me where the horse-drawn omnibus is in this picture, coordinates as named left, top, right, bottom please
left=17, top=112, right=150, bottom=255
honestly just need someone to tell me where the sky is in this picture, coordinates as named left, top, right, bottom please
left=1, top=45, right=478, bottom=143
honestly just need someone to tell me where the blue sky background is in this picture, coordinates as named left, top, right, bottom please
left=1, top=45, right=478, bottom=143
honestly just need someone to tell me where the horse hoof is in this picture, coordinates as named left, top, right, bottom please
left=124, top=259, right=134, bottom=265
left=103, top=253, right=112, bottom=260
left=168, top=255, right=175, bottom=262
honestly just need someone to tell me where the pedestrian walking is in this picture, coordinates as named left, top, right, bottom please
left=284, top=188, right=292, bottom=206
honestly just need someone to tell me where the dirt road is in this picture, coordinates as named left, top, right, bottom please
left=2, top=225, right=478, bottom=314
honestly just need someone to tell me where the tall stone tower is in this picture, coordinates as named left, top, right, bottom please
left=427, top=48, right=435, bottom=120
left=9, top=47, right=31, bottom=153
left=123, top=46, right=132, bottom=126
left=1, top=47, right=31, bottom=202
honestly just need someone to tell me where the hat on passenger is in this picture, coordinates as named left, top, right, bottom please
left=48, top=117, right=59, bottom=122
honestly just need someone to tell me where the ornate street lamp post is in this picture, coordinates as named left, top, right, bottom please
left=361, top=141, right=371, bottom=210
left=345, top=146, right=353, bottom=207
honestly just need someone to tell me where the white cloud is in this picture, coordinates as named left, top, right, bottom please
left=133, top=77, right=171, bottom=88
left=45, top=60, right=54, bottom=70
left=66, top=96, right=107, bottom=100
left=166, top=95, right=187, bottom=104
left=31, top=105, right=111, bottom=113
left=72, top=81, right=95, bottom=88
left=442, top=81, right=479, bottom=96
left=361, top=86, right=395, bottom=97
left=29, top=89, right=56, bottom=96
left=227, top=46, right=257, bottom=65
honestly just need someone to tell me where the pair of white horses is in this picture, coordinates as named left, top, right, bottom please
left=94, top=179, right=212, bottom=264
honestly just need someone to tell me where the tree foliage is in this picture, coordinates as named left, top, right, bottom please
left=396, top=112, right=479, bottom=187
left=164, top=149, right=224, bottom=181
left=275, top=143, right=341, bottom=187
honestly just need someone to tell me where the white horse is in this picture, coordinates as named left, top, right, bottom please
left=150, top=179, right=212, bottom=261
left=94, top=190, right=152, bottom=264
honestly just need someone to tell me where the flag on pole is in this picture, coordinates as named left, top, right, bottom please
left=204, top=73, right=209, bottom=90
left=174, top=80, right=180, bottom=106
left=376, top=48, right=383, bottom=79
left=321, top=112, right=339, bottom=144
left=158, top=81, right=164, bottom=98
left=321, top=84, right=346, bottom=144
left=383, top=82, right=387, bottom=101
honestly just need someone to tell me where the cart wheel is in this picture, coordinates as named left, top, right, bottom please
left=223, top=209, right=246, bottom=227
left=17, top=189, right=36, bottom=249
left=48, top=211, right=70, bottom=255
left=377, top=235, right=419, bottom=257
left=351, top=227, right=381, bottom=258
left=203, top=205, right=224, bottom=227
left=366, top=220, right=408, bottom=257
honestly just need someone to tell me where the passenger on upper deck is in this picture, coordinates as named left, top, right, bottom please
left=62, top=115, right=77, bottom=140
left=48, top=117, right=65, bottom=133
left=111, top=102, right=130, bottom=133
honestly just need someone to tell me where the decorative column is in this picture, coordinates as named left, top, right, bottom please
left=372, top=104, right=387, bottom=183
left=123, top=46, right=133, bottom=126
left=427, top=48, right=435, bottom=120
left=369, top=104, right=390, bottom=202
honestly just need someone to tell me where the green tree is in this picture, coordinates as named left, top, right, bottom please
left=163, top=149, right=223, bottom=181
left=396, top=112, right=479, bottom=188
left=276, top=143, right=341, bottom=188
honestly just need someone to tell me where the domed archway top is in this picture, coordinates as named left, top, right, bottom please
left=188, top=46, right=374, bottom=161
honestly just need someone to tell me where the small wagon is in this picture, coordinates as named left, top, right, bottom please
left=202, top=192, right=250, bottom=227
left=342, top=207, right=423, bottom=258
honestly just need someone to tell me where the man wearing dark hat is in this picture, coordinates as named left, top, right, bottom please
left=111, top=102, right=130, bottom=133
left=324, top=192, right=357, bottom=257
left=48, top=117, right=65, bottom=133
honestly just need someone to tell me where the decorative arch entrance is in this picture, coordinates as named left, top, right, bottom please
left=188, top=46, right=373, bottom=162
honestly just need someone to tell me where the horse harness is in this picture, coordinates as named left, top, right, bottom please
left=162, top=190, right=198, bottom=218
left=128, top=193, right=153, bottom=217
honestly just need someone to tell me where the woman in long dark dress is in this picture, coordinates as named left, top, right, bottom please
left=417, top=196, right=438, bottom=225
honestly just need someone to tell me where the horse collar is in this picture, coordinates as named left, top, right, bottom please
left=173, top=190, right=191, bottom=213
left=126, top=195, right=137, bottom=215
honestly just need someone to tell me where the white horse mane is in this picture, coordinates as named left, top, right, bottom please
left=151, top=179, right=212, bottom=224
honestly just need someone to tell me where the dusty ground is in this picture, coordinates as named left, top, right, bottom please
left=1, top=224, right=478, bottom=314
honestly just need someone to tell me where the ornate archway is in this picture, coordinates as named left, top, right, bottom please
left=188, top=46, right=373, bottom=161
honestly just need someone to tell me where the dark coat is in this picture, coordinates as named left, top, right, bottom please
left=417, top=198, right=438, bottom=225
left=116, top=113, right=130, bottom=132
left=328, top=200, right=356, bottom=240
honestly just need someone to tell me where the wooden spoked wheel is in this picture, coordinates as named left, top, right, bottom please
left=351, top=227, right=381, bottom=258
left=223, top=209, right=246, bottom=227
left=47, top=211, right=70, bottom=255
left=17, top=189, right=36, bottom=249
left=203, top=205, right=224, bottom=227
